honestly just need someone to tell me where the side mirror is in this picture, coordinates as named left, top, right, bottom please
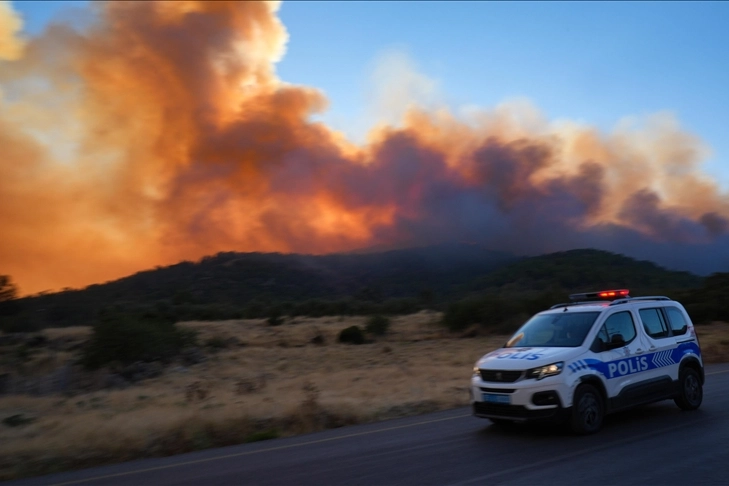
left=591, top=338, right=605, bottom=353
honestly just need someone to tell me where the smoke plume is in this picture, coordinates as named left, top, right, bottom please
left=1, top=1, right=728, bottom=294
left=0, top=1, right=24, bottom=60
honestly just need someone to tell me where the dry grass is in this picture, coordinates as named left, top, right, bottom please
left=0, top=314, right=727, bottom=480
left=694, top=322, right=729, bottom=363
left=0, top=312, right=506, bottom=480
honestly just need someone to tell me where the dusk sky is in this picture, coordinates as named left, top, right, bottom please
left=2, top=1, right=729, bottom=294
left=14, top=1, right=729, bottom=186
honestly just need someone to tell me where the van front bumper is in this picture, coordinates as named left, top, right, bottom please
left=472, top=401, right=568, bottom=422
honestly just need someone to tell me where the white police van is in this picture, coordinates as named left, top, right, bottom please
left=471, top=290, right=704, bottom=434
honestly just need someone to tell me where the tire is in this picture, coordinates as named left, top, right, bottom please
left=674, top=367, right=703, bottom=411
left=570, top=384, right=604, bottom=435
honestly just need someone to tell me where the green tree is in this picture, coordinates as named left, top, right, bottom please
left=0, top=275, right=18, bottom=302
left=0, top=275, right=22, bottom=330
left=81, top=310, right=196, bottom=369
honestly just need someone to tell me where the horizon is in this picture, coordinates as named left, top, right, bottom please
left=2, top=1, right=728, bottom=295
left=13, top=244, right=701, bottom=299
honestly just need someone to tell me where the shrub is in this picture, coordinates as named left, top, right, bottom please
left=338, top=325, right=365, bottom=345
left=205, top=336, right=229, bottom=350
left=245, top=429, right=280, bottom=443
left=379, top=298, right=420, bottom=315
left=267, top=309, right=284, bottom=326
left=442, top=295, right=519, bottom=332
left=0, top=313, right=42, bottom=333
left=2, top=414, right=35, bottom=427
left=442, top=298, right=484, bottom=332
left=81, top=310, right=197, bottom=369
left=365, top=315, right=390, bottom=336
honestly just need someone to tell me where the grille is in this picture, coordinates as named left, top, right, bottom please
left=479, top=369, right=522, bottom=383
left=473, top=402, right=530, bottom=418
left=473, top=402, right=558, bottom=420
left=480, top=387, right=516, bottom=394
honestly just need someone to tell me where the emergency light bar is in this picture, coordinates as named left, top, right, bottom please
left=569, top=289, right=630, bottom=302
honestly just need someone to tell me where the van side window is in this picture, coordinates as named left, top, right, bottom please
left=639, top=308, right=669, bottom=339
left=665, top=307, right=688, bottom=336
left=595, top=311, right=637, bottom=348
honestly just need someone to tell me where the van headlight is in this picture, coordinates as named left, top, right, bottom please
left=526, top=362, right=563, bottom=380
left=473, top=365, right=480, bottom=377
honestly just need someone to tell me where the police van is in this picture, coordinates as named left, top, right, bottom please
left=470, top=290, right=704, bottom=434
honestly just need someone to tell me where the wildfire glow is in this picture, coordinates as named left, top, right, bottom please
left=0, top=1, right=728, bottom=294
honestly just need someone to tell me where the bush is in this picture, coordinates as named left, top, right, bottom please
left=379, top=298, right=420, bottom=315
left=205, top=336, right=229, bottom=350
left=442, top=298, right=485, bottom=332
left=365, top=315, right=390, bottom=336
left=267, top=309, right=284, bottom=326
left=338, top=325, right=365, bottom=345
left=81, top=310, right=197, bottom=369
left=0, top=313, right=42, bottom=333
left=442, top=295, right=519, bottom=332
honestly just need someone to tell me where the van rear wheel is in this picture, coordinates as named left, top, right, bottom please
left=674, top=367, right=703, bottom=411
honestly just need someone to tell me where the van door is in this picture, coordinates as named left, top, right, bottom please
left=590, top=310, right=650, bottom=409
left=635, top=307, right=679, bottom=394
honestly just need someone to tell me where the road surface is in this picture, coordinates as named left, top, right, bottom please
left=9, top=363, right=729, bottom=486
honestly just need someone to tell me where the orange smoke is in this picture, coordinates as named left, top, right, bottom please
left=0, top=1, right=728, bottom=295
left=0, top=0, right=24, bottom=60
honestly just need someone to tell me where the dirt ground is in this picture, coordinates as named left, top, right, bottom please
left=0, top=313, right=726, bottom=480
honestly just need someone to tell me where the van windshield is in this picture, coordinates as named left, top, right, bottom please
left=505, top=311, right=600, bottom=348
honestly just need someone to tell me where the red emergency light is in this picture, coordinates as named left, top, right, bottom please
left=598, top=289, right=630, bottom=298
left=569, top=289, right=630, bottom=302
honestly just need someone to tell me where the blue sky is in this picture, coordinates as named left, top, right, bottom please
left=12, top=1, right=729, bottom=187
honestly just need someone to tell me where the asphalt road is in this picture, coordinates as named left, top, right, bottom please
left=9, top=363, right=729, bottom=486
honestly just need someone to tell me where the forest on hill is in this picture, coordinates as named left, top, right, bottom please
left=0, top=244, right=725, bottom=333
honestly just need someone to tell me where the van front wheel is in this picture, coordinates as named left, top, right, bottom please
left=570, top=384, right=604, bottom=435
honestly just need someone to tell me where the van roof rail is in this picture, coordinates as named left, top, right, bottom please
left=550, top=301, right=607, bottom=309
left=609, top=296, right=672, bottom=306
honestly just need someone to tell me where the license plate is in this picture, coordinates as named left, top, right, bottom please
left=482, top=393, right=511, bottom=404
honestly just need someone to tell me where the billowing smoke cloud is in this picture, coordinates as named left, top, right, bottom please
left=1, top=1, right=728, bottom=295
left=0, top=1, right=24, bottom=60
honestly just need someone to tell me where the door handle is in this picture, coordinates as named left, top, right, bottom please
left=649, top=346, right=656, bottom=352
left=635, top=348, right=644, bottom=354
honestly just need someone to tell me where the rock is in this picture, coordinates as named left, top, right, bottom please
left=25, top=334, right=48, bottom=347
left=235, top=375, right=267, bottom=395
left=181, top=348, right=207, bottom=366
left=145, top=361, right=164, bottom=378
left=459, top=325, right=480, bottom=339
left=0, top=333, right=27, bottom=346
left=185, top=381, right=211, bottom=401
left=0, top=373, right=9, bottom=395
left=2, top=414, right=36, bottom=427
left=103, top=373, right=129, bottom=389
left=120, top=361, right=164, bottom=383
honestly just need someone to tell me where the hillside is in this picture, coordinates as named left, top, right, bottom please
left=464, top=249, right=702, bottom=296
left=0, top=245, right=709, bottom=331
left=0, top=244, right=516, bottom=330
